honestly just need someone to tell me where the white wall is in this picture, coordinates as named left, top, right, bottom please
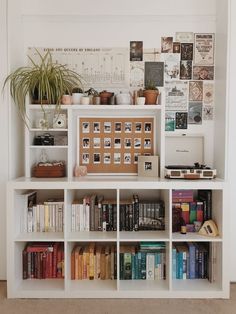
left=0, top=0, right=235, bottom=281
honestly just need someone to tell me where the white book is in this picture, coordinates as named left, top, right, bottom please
left=146, top=253, right=155, bottom=280
left=71, top=203, right=75, bottom=232
left=79, top=204, right=83, bottom=231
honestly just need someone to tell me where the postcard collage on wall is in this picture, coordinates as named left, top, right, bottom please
left=129, top=33, right=215, bottom=131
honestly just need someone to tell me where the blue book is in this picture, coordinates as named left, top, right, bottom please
left=172, top=247, right=177, bottom=279
left=137, top=252, right=142, bottom=279
left=132, top=253, right=136, bottom=280
left=188, top=243, right=196, bottom=279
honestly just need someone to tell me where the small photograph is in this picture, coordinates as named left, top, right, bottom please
left=82, top=122, right=89, bottom=133
left=134, top=138, right=141, bottom=149
left=124, top=138, right=132, bottom=149
left=104, top=121, right=111, bottom=133
left=93, top=122, right=100, bottom=133
left=193, top=66, right=214, bottom=80
left=175, top=112, right=188, bottom=129
left=134, top=153, right=141, bottom=164
left=181, top=43, right=193, bottom=60
left=103, top=153, right=111, bottom=164
left=114, top=138, right=121, bottom=149
left=188, top=102, right=203, bottom=125
left=173, top=42, right=181, bottom=54
left=165, top=112, right=175, bottom=132
left=93, top=153, right=101, bottom=164
left=114, top=153, right=121, bottom=164
left=135, top=122, right=142, bottom=133
left=82, top=138, right=90, bottom=148
left=144, top=161, right=152, bottom=171
left=161, top=37, right=173, bottom=53
left=130, top=41, right=143, bottom=61
left=124, top=122, right=132, bottom=133
left=124, top=153, right=132, bottom=164
left=82, top=153, right=89, bottom=164
left=93, top=137, right=101, bottom=148
left=115, top=122, right=122, bottom=133
left=144, top=138, right=151, bottom=149
left=180, top=61, right=192, bottom=80
left=144, top=122, right=152, bottom=132
left=104, top=138, right=111, bottom=148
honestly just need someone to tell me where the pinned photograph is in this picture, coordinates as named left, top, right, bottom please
left=161, top=37, right=173, bottom=53
left=114, top=153, right=121, bottom=164
left=82, top=122, right=90, bottom=133
left=130, top=41, right=143, bottom=61
left=93, top=137, right=101, bottom=148
left=188, top=102, right=203, bottom=124
left=104, top=138, right=111, bottom=148
left=203, top=106, right=214, bottom=120
left=135, top=122, right=142, bottom=133
left=124, top=153, right=132, bottom=164
left=145, top=162, right=152, bottom=171
left=130, top=62, right=144, bottom=88
left=114, top=138, right=121, bottom=149
left=194, top=33, right=215, bottom=66
left=104, top=153, right=111, bottom=164
left=189, top=81, right=203, bottom=101
left=124, top=122, right=132, bottom=133
left=180, top=61, right=192, bottom=80
left=93, top=122, right=100, bottom=133
left=124, top=138, right=132, bottom=148
left=193, top=66, right=214, bottom=80
left=115, top=122, right=122, bottom=133
left=134, top=153, right=141, bottom=164
left=164, top=53, right=180, bottom=80
left=203, top=83, right=214, bottom=104
left=144, top=122, right=152, bottom=132
left=144, top=138, right=151, bottom=149
left=173, top=42, right=181, bottom=54
left=175, top=112, right=188, bottom=129
left=82, top=138, right=90, bottom=148
left=165, top=112, right=175, bottom=132
left=181, top=43, right=193, bottom=60
left=82, top=153, right=89, bottom=164
left=93, top=153, right=101, bottom=164
left=104, top=121, right=111, bottom=133
left=134, top=138, right=141, bottom=149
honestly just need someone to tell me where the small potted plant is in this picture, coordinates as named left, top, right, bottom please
left=3, top=49, right=83, bottom=126
left=143, top=81, right=159, bottom=105
left=72, top=87, right=84, bottom=104
left=85, top=87, right=100, bottom=105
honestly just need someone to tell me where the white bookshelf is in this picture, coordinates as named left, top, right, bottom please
left=7, top=0, right=230, bottom=300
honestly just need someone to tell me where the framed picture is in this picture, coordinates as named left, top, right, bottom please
left=138, top=156, right=159, bottom=177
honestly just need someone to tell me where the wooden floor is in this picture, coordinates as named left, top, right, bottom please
left=0, top=281, right=236, bottom=314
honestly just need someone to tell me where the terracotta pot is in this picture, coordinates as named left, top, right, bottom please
left=99, top=90, right=113, bottom=105
left=143, top=90, right=159, bottom=105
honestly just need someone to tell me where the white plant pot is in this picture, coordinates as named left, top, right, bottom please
left=81, top=96, right=90, bottom=105
left=137, top=97, right=146, bottom=105
left=72, top=93, right=84, bottom=104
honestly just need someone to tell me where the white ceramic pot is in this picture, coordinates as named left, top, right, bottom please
left=61, top=95, right=72, bottom=105
left=137, top=97, right=146, bottom=105
left=116, top=92, right=131, bottom=105
left=72, top=93, right=84, bottom=104
left=81, top=96, right=90, bottom=105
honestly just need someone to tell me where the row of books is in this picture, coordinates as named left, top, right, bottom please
left=120, top=195, right=165, bottom=231
left=172, top=242, right=216, bottom=282
left=172, top=190, right=212, bottom=232
left=71, top=243, right=117, bottom=280
left=120, top=242, right=166, bottom=280
left=22, top=242, right=64, bottom=279
left=71, top=195, right=117, bottom=232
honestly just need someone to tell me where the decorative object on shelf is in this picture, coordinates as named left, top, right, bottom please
left=61, top=93, right=72, bottom=105
left=81, top=96, right=90, bottom=105
left=53, top=113, right=67, bottom=129
left=143, top=81, right=159, bottom=105
left=198, top=220, right=219, bottom=237
left=54, top=135, right=68, bottom=146
left=72, top=87, right=84, bottom=104
left=99, top=90, right=114, bottom=105
left=194, top=221, right=202, bottom=232
left=74, top=165, right=87, bottom=177
left=138, top=155, right=159, bottom=177
left=36, top=116, right=49, bottom=129
left=3, top=49, right=83, bottom=126
left=85, top=87, right=100, bottom=105
left=116, top=91, right=132, bottom=105
left=165, top=163, right=217, bottom=180
left=33, top=161, right=66, bottom=178
left=33, top=133, right=54, bottom=146
left=136, top=96, right=146, bottom=105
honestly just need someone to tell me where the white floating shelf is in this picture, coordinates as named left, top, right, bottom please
left=172, top=233, right=222, bottom=242
left=30, top=145, right=68, bottom=149
left=29, top=128, right=68, bottom=132
left=67, top=231, right=117, bottom=242
left=14, top=232, right=64, bottom=242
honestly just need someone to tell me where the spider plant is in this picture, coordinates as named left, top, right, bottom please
left=3, top=49, right=84, bottom=126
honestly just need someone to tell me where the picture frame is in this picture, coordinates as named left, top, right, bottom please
left=138, top=156, right=159, bottom=177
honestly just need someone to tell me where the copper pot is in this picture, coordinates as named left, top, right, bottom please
left=99, top=90, right=114, bottom=105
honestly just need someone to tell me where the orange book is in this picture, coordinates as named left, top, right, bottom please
left=100, top=246, right=106, bottom=280
left=89, top=243, right=95, bottom=280
left=105, top=245, right=111, bottom=280
left=96, top=245, right=102, bottom=279
left=71, top=248, right=75, bottom=280
left=78, top=247, right=83, bottom=280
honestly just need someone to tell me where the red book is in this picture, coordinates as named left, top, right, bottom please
left=52, top=243, right=59, bottom=278
left=196, top=202, right=204, bottom=222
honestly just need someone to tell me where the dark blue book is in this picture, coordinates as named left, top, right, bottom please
left=187, top=243, right=196, bottom=279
